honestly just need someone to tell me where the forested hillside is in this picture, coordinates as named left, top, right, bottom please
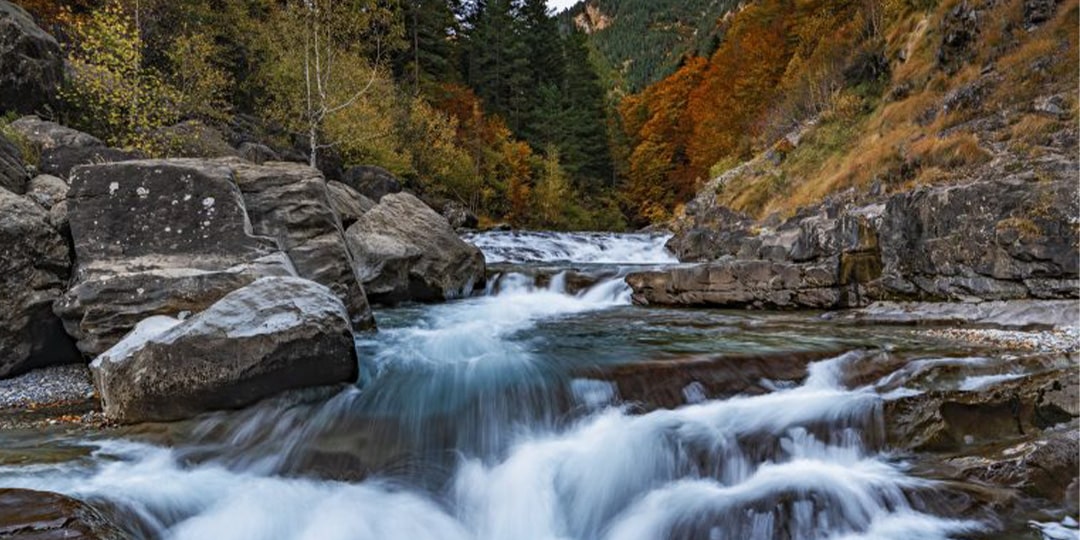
left=13, top=0, right=622, bottom=230
left=616, top=0, right=1079, bottom=225
left=12, top=0, right=1078, bottom=231
left=558, top=0, right=737, bottom=93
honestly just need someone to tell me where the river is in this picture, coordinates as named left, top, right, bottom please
left=0, top=231, right=1070, bottom=539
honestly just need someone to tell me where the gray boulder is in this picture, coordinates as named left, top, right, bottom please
left=0, top=131, right=28, bottom=194
left=39, top=146, right=142, bottom=180
left=56, top=159, right=289, bottom=355
left=345, top=192, right=485, bottom=304
left=342, top=165, right=402, bottom=202
left=0, top=2, right=63, bottom=115
left=442, top=200, right=478, bottom=230
left=229, top=160, right=375, bottom=330
left=149, top=120, right=238, bottom=158
left=237, top=141, right=281, bottom=164
left=0, top=189, right=79, bottom=378
left=7, top=116, right=102, bottom=154
left=25, top=173, right=66, bottom=209
left=91, top=277, right=358, bottom=423
left=326, top=180, right=375, bottom=228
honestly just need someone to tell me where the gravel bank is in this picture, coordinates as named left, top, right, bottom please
left=925, top=326, right=1080, bottom=354
left=0, top=364, right=102, bottom=429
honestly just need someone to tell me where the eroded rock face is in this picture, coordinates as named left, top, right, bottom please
left=345, top=192, right=485, bottom=304
left=56, top=159, right=289, bottom=355
left=0, top=2, right=63, bottom=115
left=0, top=189, right=80, bottom=378
left=0, top=488, right=126, bottom=539
left=228, top=160, right=374, bottom=330
left=878, top=178, right=1079, bottom=301
left=626, top=258, right=851, bottom=309
left=0, top=131, right=28, bottom=194
left=91, top=277, right=358, bottom=423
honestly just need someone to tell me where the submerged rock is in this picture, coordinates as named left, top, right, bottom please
left=0, top=189, right=80, bottom=378
left=91, top=277, right=358, bottom=424
left=345, top=192, right=485, bottom=304
left=0, top=488, right=125, bottom=539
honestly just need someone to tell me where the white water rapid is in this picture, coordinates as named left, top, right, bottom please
left=0, top=232, right=1002, bottom=539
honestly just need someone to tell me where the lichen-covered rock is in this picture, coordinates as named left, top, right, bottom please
left=0, top=189, right=79, bottom=378
left=55, top=159, right=288, bottom=355
left=228, top=160, right=374, bottom=330
left=0, top=2, right=63, bottom=115
left=91, top=277, right=358, bottom=423
left=0, top=488, right=126, bottom=539
left=345, top=192, right=485, bottom=304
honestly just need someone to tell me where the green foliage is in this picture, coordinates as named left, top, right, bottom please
left=165, top=30, right=232, bottom=122
left=59, top=1, right=178, bottom=152
left=559, top=0, right=739, bottom=92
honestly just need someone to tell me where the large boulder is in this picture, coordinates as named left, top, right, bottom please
left=91, top=277, right=358, bottom=423
left=0, top=488, right=126, bottom=539
left=0, top=189, right=79, bottom=378
left=878, top=178, right=1079, bottom=301
left=345, top=192, right=485, bottom=304
left=0, top=130, right=28, bottom=194
left=55, top=159, right=290, bottom=356
left=0, top=2, right=63, bottom=115
left=341, top=165, right=402, bottom=202
left=228, top=160, right=375, bottom=330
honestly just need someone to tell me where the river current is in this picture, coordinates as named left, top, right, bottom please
left=0, top=231, right=1063, bottom=539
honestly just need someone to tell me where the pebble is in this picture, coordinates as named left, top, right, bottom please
left=926, top=326, right=1080, bottom=354
left=0, top=364, right=95, bottom=409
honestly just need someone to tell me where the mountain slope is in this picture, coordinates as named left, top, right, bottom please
left=558, top=0, right=738, bottom=93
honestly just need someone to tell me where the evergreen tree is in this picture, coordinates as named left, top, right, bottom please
left=558, top=28, right=613, bottom=189
left=463, top=0, right=530, bottom=133
left=396, top=0, right=461, bottom=95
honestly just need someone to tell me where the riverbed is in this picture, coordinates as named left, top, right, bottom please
left=0, top=232, right=1075, bottom=539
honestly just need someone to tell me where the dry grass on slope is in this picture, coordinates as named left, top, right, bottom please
left=709, top=0, right=1078, bottom=221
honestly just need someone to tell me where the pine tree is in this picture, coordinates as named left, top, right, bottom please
left=396, top=0, right=461, bottom=95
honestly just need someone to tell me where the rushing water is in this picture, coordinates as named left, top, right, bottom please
left=0, top=231, right=1070, bottom=539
